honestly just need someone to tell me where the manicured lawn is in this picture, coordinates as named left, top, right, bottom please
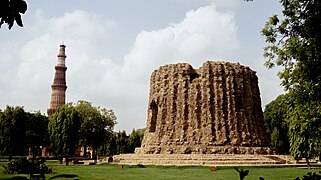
left=0, top=162, right=320, bottom=180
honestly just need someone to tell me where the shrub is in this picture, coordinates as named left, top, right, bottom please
left=2, top=158, right=52, bottom=174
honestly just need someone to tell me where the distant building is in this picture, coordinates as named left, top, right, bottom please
left=47, top=44, right=67, bottom=117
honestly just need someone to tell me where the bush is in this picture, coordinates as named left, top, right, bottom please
left=3, top=158, right=31, bottom=174
left=2, top=158, right=52, bottom=174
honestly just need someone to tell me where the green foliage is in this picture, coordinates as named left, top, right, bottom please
left=100, top=132, right=117, bottom=156
left=0, top=0, right=27, bottom=29
left=262, top=1, right=321, bottom=95
left=73, top=100, right=117, bottom=157
left=0, top=106, right=48, bottom=159
left=127, top=128, right=145, bottom=153
left=49, top=105, right=81, bottom=164
left=263, top=94, right=290, bottom=154
left=116, top=130, right=129, bottom=154
left=287, top=100, right=321, bottom=163
left=3, top=158, right=30, bottom=174
left=2, top=158, right=52, bottom=174
left=25, top=112, right=49, bottom=158
left=0, top=106, right=27, bottom=158
left=100, top=128, right=145, bottom=155
left=262, top=0, right=321, bottom=164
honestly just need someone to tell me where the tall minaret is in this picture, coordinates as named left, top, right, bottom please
left=47, top=44, right=67, bottom=117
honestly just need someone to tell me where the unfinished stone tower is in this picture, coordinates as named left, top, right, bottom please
left=137, top=61, right=270, bottom=154
left=47, top=44, right=67, bottom=117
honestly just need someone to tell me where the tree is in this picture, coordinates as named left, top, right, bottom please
left=100, top=131, right=117, bottom=156
left=0, top=106, right=27, bottom=160
left=74, top=100, right=116, bottom=160
left=127, top=128, right=145, bottom=153
left=48, top=105, right=81, bottom=165
left=262, top=0, right=321, bottom=96
left=287, top=100, right=321, bottom=168
left=262, top=0, right=321, bottom=166
left=115, top=130, right=129, bottom=154
left=263, top=94, right=290, bottom=154
left=0, top=0, right=27, bottom=29
left=25, top=111, right=49, bottom=159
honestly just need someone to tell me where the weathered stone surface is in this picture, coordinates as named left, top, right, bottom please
left=137, top=61, right=270, bottom=154
left=112, top=154, right=295, bottom=166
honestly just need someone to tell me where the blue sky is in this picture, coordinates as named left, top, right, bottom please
left=0, top=0, right=284, bottom=132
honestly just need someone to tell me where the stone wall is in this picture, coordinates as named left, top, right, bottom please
left=137, top=61, right=270, bottom=154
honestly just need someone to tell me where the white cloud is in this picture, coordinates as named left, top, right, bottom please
left=1, top=4, right=240, bottom=132
left=123, top=4, right=238, bottom=81
left=114, top=4, right=239, bottom=131
left=0, top=10, right=118, bottom=112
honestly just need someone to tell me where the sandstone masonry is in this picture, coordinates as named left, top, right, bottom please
left=47, top=44, right=67, bottom=117
left=136, top=61, right=271, bottom=154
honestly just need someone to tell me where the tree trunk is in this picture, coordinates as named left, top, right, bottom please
left=32, top=146, right=36, bottom=163
left=305, top=156, right=311, bottom=169
left=93, top=149, right=97, bottom=163
left=59, top=157, right=63, bottom=164
left=83, top=145, right=87, bottom=158
left=65, top=156, right=69, bottom=166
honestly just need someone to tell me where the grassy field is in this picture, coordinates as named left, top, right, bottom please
left=0, top=161, right=320, bottom=180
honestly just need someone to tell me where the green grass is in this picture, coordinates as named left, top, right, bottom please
left=0, top=162, right=320, bottom=180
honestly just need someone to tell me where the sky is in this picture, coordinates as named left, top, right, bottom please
left=0, top=0, right=284, bottom=133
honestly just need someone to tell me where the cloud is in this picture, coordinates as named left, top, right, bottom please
left=114, top=4, right=239, bottom=131
left=0, top=4, right=239, bottom=132
left=0, top=10, right=118, bottom=112
left=122, top=4, right=238, bottom=81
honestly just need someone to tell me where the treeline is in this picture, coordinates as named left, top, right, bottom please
left=0, top=106, right=48, bottom=160
left=264, top=93, right=321, bottom=166
left=0, top=101, right=145, bottom=163
left=101, top=129, right=145, bottom=156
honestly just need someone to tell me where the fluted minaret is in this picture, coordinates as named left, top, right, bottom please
left=47, top=44, right=67, bottom=117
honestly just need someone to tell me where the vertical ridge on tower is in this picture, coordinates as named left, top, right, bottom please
left=47, top=44, right=67, bottom=117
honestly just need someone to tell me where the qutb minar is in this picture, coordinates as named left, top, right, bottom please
left=47, top=44, right=67, bottom=117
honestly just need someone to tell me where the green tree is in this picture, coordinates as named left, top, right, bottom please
left=74, top=100, right=117, bottom=160
left=0, top=106, right=27, bottom=160
left=48, top=105, right=81, bottom=165
left=287, top=100, right=321, bottom=168
left=127, top=128, right=145, bottom=153
left=100, top=132, right=117, bottom=156
left=0, top=0, right=27, bottom=29
left=263, top=94, right=290, bottom=154
left=116, top=130, right=129, bottom=154
left=25, top=111, right=49, bottom=159
left=262, top=0, right=321, bottom=166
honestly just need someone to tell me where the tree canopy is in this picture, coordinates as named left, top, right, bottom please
left=0, top=0, right=27, bottom=29
left=262, top=0, right=321, bottom=165
left=0, top=106, right=26, bottom=159
left=262, top=0, right=321, bottom=99
left=48, top=105, right=81, bottom=165
left=263, top=94, right=290, bottom=154
left=73, top=100, right=117, bottom=157
left=0, top=106, right=48, bottom=160
left=25, top=111, right=49, bottom=158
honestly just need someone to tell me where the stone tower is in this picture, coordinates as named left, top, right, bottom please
left=137, top=61, right=270, bottom=154
left=47, top=44, right=67, bottom=117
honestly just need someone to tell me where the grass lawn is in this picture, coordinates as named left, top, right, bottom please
left=0, top=161, right=320, bottom=180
